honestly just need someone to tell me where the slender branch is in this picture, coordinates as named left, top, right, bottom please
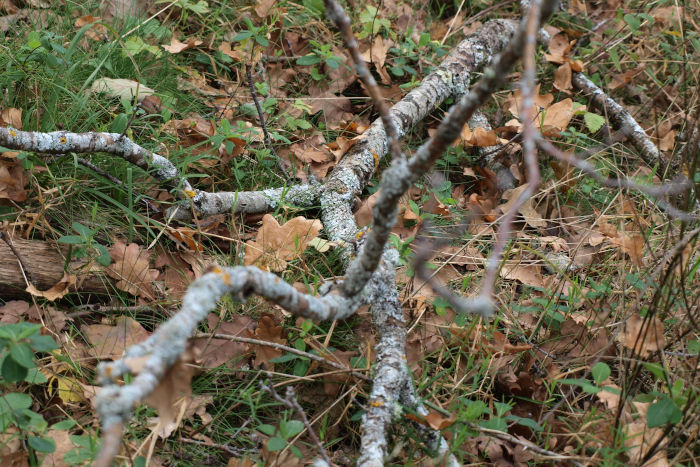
left=339, top=0, right=558, bottom=311
left=198, top=332, right=369, bottom=380
left=324, top=0, right=405, bottom=164
left=478, top=0, right=543, bottom=307
left=245, top=64, right=292, bottom=182
left=0, top=127, right=316, bottom=219
left=536, top=138, right=697, bottom=221
left=77, top=157, right=160, bottom=213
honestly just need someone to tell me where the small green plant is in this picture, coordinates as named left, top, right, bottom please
left=357, top=6, right=391, bottom=39
left=0, top=322, right=59, bottom=459
left=233, top=16, right=270, bottom=47
left=296, top=40, right=345, bottom=79
left=58, top=220, right=111, bottom=267
left=258, top=418, right=306, bottom=458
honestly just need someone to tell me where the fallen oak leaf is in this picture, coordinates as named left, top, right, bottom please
left=620, top=314, right=665, bottom=358
left=106, top=240, right=158, bottom=300
left=405, top=410, right=457, bottom=430
left=162, top=37, right=202, bottom=54
left=244, top=214, right=323, bottom=272
left=82, top=316, right=151, bottom=360
left=25, top=273, right=76, bottom=301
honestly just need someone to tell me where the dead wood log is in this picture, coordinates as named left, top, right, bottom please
left=0, top=237, right=110, bottom=298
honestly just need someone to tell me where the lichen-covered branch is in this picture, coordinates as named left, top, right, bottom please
left=572, top=72, right=665, bottom=170
left=95, top=265, right=365, bottom=427
left=320, top=18, right=520, bottom=246
left=0, top=127, right=315, bottom=217
left=341, top=0, right=558, bottom=310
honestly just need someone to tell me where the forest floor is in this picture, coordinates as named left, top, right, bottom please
left=0, top=0, right=698, bottom=466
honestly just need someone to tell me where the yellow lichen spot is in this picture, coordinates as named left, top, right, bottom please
left=9, top=129, right=16, bottom=137
left=370, top=400, right=384, bottom=408
left=105, top=366, right=113, bottom=380
left=401, top=354, right=406, bottom=360
left=59, top=136, right=67, bottom=144
left=211, top=266, right=224, bottom=274
left=371, top=151, right=379, bottom=173
left=222, top=272, right=232, bottom=285
left=355, top=230, right=365, bottom=240
left=185, top=190, right=196, bottom=198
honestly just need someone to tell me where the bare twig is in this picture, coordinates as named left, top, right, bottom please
left=197, top=332, right=370, bottom=380
left=260, top=382, right=331, bottom=465
left=0, top=127, right=317, bottom=219
left=76, top=157, right=160, bottom=213
left=477, top=0, right=543, bottom=308
left=245, top=64, right=292, bottom=182
left=536, top=138, right=697, bottom=221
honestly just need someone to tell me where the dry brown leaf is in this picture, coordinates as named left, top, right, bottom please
left=0, top=300, right=29, bottom=324
left=74, top=15, right=108, bottom=41
left=162, top=37, right=202, bottom=54
left=0, top=159, right=28, bottom=202
left=218, top=42, right=243, bottom=61
left=143, top=346, right=197, bottom=438
left=106, top=241, right=158, bottom=299
left=82, top=316, right=151, bottom=360
left=499, top=183, right=547, bottom=228
left=244, top=214, right=322, bottom=272
left=460, top=125, right=499, bottom=147
left=0, top=107, right=22, bottom=128
left=545, top=31, right=574, bottom=64
left=609, top=233, right=644, bottom=266
left=620, top=314, right=665, bottom=358
left=541, top=98, right=574, bottom=135
left=354, top=190, right=381, bottom=227
left=609, top=67, right=641, bottom=90
left=307, top=83, right=352, bottom=123
left=254, top=0, right=276, bottom=18
left=326, top=135, right=358, bottom=160
left=405, top=410, right=457, bottom=430
left=506, top=84, right=554, bottom=119
left=360, top=35, right=392, bottom=69
left=193, top=313, right=255, bottom=369
left=25, top=273, right=76, bottom=301
left=596, top=379, right=622, bottom=410
left=553, top=62, right=572, bottom=92
left=499, top=262, right=545, bottom=288
left=41, top=429, right=73, bottom=467
left=624, top=421, right=669, bottom=467
left=248, top=314, right=286, bottom=369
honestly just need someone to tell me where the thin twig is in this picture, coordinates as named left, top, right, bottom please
left=77, top=157, right=160, bottom=213
left=478, top=0, right=543, bottom=306
left=197, top=332, right=370, bottom=381
left=471, top=424, right=588, bottom=466
left=536, top=139, right=696, bottom=222
left=245, top=64, right=291, bottom=182
left=259, top=382, right=331, bottom=465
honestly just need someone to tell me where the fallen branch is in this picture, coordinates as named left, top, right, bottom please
left=0, top=236, right=109, bottom=297
left=0, top=127, right=318, bottom=218
left=572, top=72, right=666, bottom=171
